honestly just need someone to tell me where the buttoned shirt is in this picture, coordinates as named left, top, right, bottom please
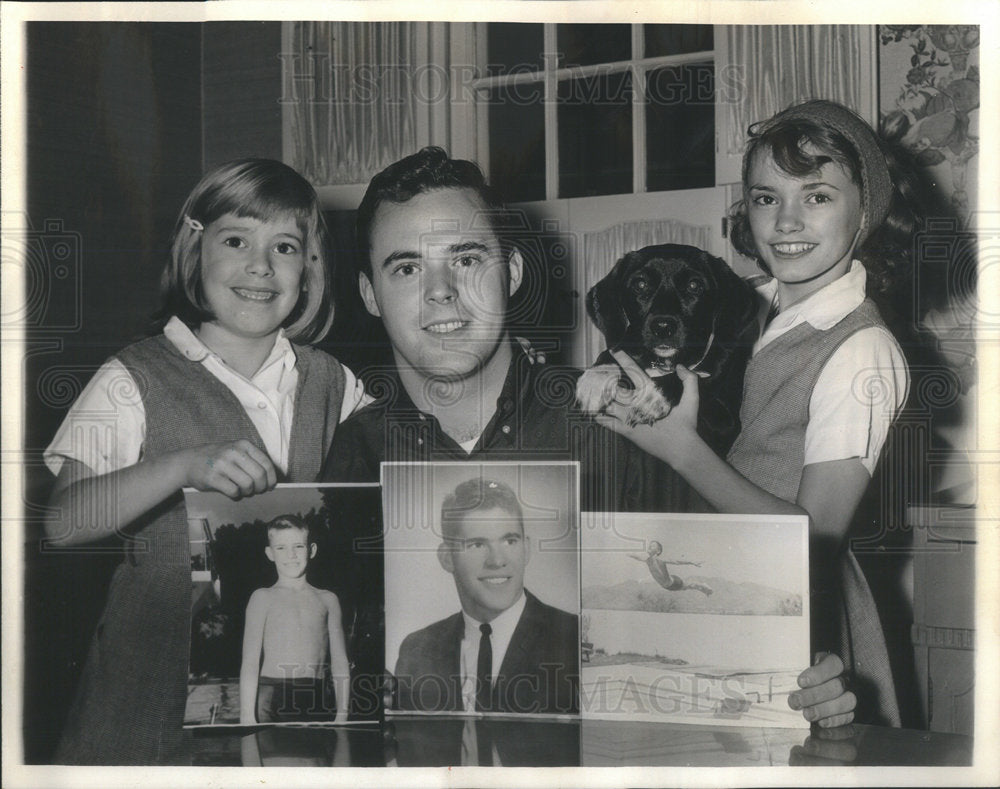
left=321, top=344, right=693, bottom=513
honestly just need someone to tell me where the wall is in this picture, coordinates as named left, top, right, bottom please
left=23, top=22, right=203, bottom=762
left=202, top=22, right=283, bottom=168
left=879, top=25, right=980, bottom=223
left=879, top=24, right=980, bottom=506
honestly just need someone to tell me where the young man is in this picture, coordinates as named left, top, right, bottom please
left=322, top=146, right=688, bottom=514
left=394, top=478, right=578, bottom=715
left=239, top=515, right=350, bottom=724
left=324, top=147, right=857, bottom=727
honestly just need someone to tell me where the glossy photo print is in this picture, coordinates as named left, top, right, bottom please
left=580, top=512, right=810, bottom=727
left=6, top=3, right=991, bottom=783
left=382, top=462, right=581, bottom=719
left=183, top=483, right=382, bottom=727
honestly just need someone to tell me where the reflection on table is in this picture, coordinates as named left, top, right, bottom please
left=578, top=718, right=973, bottom=767
left=387, top=716, right=581, bottom=767
left=188, top=725, right=384, bottom=767
left=187, top=716, right=973, bottom=768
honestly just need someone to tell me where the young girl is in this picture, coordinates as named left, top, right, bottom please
left=600, top=100, right=916, bottom=728
left=44, top=159, right=368, bottom=763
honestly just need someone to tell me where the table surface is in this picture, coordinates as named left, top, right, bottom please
left=187, top=716, right=973, bottom=768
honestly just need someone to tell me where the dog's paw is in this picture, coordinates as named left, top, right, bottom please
left=577, top=364, right=672, bottom=425
left=619, top=384, right=671, bottom=426
left=576, top=365, right=622, bottom=414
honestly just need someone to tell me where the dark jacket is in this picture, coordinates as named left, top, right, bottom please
left=322, top=344, right=694, bottom=513
left=394, top=590, right=579, bottom=715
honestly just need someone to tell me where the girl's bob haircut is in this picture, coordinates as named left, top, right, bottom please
left=160, top=158, right=334, bottom=343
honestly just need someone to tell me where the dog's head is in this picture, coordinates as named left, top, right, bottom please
left=586, top=243, right=758, bottom=379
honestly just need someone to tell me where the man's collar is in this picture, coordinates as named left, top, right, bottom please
left=386, top=339, right=541, bottom=418
left=462, top=590, right=527, bottom=638
left=502, top=338, right=547, bottom=411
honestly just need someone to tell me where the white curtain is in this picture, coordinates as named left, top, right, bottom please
left=287, top=22, right=418, bottom=185
left=581, top=220, right=712, bottom=364
left=722, top=26, right=871, bottom=160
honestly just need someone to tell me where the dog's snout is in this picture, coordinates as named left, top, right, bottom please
left=650, top=316, right=680, bottom=339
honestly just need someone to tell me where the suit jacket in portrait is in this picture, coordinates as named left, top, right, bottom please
left=393, top=590, right=579, bottom=715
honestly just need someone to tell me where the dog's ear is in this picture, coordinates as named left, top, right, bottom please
left=702, top=251, right=759, bottom=347
left=586, top=251, right=639, bottom=348
left=689, top=251, right=759, bottom=380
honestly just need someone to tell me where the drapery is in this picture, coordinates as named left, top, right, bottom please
left=722, top=26, right=871, bottom=161
left=286, top=22, right=418, bottom=185
left=581, top=220, right=712, bottom=364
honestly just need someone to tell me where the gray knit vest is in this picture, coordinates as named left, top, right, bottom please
left=55, top=334, right=345, bottom=764
left=727, top=299, right=887, bottom=502
left=727, top=299, right=903, bottom=726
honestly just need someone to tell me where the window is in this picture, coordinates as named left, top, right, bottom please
left=473, top=23, right=715, bottom=203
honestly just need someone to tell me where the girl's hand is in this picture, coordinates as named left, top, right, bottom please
left=179, top=440, right=277, bottom=498
left=596, top=352, right=701, bottom=465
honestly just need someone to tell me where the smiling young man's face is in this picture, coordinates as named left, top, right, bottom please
left=359, top=187, right=523, bottom=386
left=438, top=507, right=529, bottom=624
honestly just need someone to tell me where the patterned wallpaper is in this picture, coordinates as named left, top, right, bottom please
left=878, top=25, right=980, bottom=504
left=878, top=25, right=980, bottom=223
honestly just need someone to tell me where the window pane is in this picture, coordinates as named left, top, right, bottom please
left=645, top=63, right=715, bottom=192
left=557, top=24, right=630, bottom=67
left=487, top=84, right=546, bottom=203
left=558, top=71, right=632, bottom=198
left=644, top=24, right=714, bottom=57
left=487, top=23, right=544, bottom=76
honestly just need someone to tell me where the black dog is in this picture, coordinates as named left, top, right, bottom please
left=577, top=243, right=759, bottom=452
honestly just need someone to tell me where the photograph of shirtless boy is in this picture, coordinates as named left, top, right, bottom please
left=240, top=515, right=350, bottom=724
left=181, top=482, right=381, bottom=727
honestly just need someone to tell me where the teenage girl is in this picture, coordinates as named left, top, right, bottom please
left=600, top=100, right=918, bottom=728
left=44, top=159, right=368, bottom=763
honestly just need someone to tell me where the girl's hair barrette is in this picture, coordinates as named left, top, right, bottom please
left=183, top=215, right=204, bottom=232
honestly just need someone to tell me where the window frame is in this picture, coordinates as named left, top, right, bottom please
left=471, top=22, right=716, bottom=201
